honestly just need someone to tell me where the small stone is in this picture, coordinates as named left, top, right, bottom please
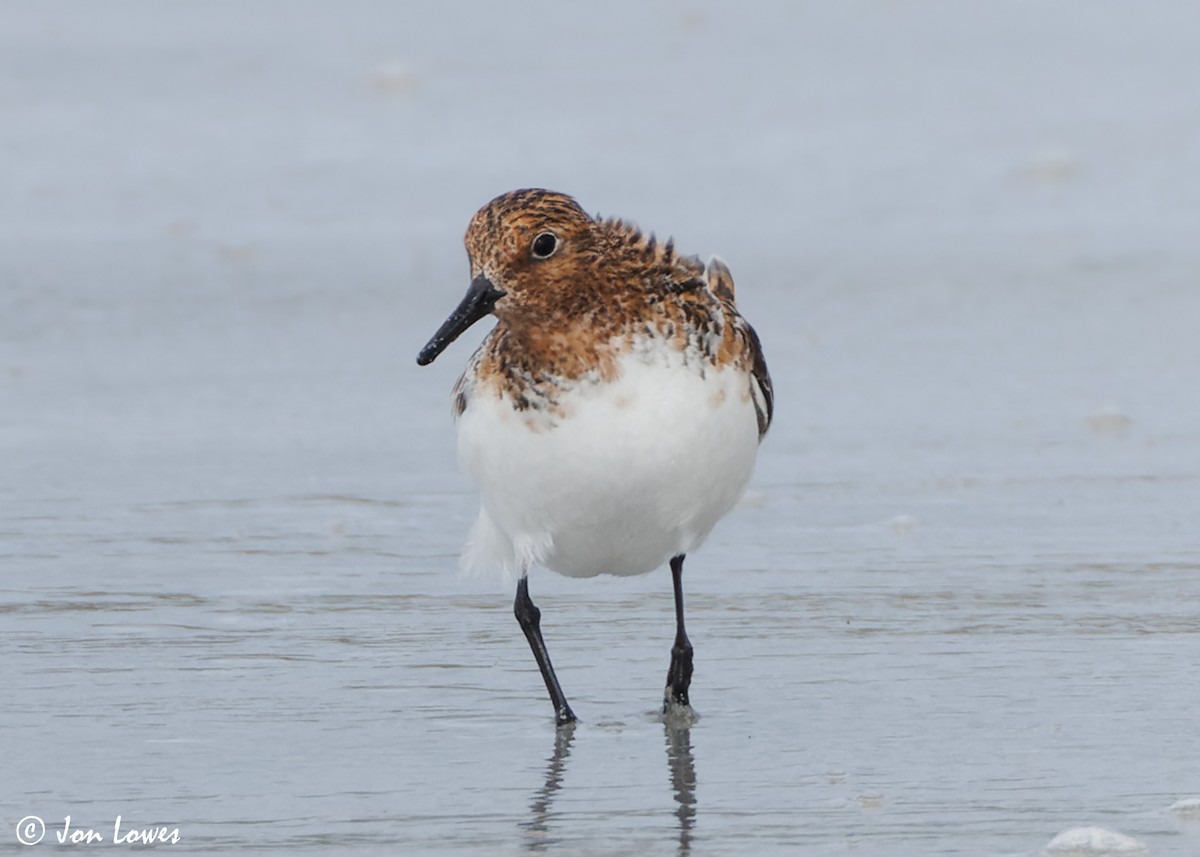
left=1168, top=796, right=1200, bottom=818
left=1043, top=826, right=1147, bottom=855
left=371, top=60, right=419, bottom=93
left=1085, top=409, right=1132, bottom=437
left=1022, top=149, right=1080, bottom=184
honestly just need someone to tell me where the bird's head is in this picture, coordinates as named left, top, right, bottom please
left=417, top=189, right=595, bottom=366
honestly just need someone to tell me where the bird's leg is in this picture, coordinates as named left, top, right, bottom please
left=514, top=576, right=577, bottom=726
left=664, top=554, right=694, bottom=710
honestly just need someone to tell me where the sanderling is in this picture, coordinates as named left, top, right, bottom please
left=417, top=189, right=772, bottom=726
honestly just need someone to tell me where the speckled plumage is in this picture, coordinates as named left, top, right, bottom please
left=416, top=188, right=774, bottom=722
left=452, top=189, right=773, bottom=437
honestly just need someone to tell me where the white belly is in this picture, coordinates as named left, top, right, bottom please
left=456, top=355, right=761, bottom=578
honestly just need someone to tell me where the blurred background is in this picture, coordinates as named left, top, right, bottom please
left=3, top=2, right=1199, bottom=855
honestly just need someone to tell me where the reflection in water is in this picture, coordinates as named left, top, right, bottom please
left=664, top=723, right=697, bottom=857
left=522, top=723, right=575, bottom=852
left=520, top=722, right=697, bottom=855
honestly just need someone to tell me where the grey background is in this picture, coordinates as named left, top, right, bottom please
left=3, top=2, right=1199, bottom=855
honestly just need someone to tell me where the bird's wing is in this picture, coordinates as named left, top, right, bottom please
left=706, top=257, right=773, bottom=440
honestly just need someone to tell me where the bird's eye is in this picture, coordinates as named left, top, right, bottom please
left=531, top=232, right=558, bottom=259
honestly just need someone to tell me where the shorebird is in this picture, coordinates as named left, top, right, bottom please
left=417, top=189, right=772, bottom=725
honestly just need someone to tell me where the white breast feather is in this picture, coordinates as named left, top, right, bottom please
left=456, top=347, right=760, bottom=579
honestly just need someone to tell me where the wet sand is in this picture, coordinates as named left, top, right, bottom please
left=4, top=2, right=1200, bottom=854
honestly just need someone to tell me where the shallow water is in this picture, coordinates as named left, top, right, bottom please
left=4, top=2, right=1200, bottom=855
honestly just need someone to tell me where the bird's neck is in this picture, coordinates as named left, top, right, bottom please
left=489, top=311, right=623, bottom=384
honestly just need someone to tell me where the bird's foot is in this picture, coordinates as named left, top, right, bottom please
left=662, top=637, right=696, bottom=724
left=661, top=695, right=700, bottom=727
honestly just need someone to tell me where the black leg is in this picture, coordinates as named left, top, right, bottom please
left=664, top=554, right=694, bottom=710
left=514, top=576, right=577, bottom=726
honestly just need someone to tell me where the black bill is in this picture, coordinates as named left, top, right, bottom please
left=416, top=275, right=505, bottom=366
